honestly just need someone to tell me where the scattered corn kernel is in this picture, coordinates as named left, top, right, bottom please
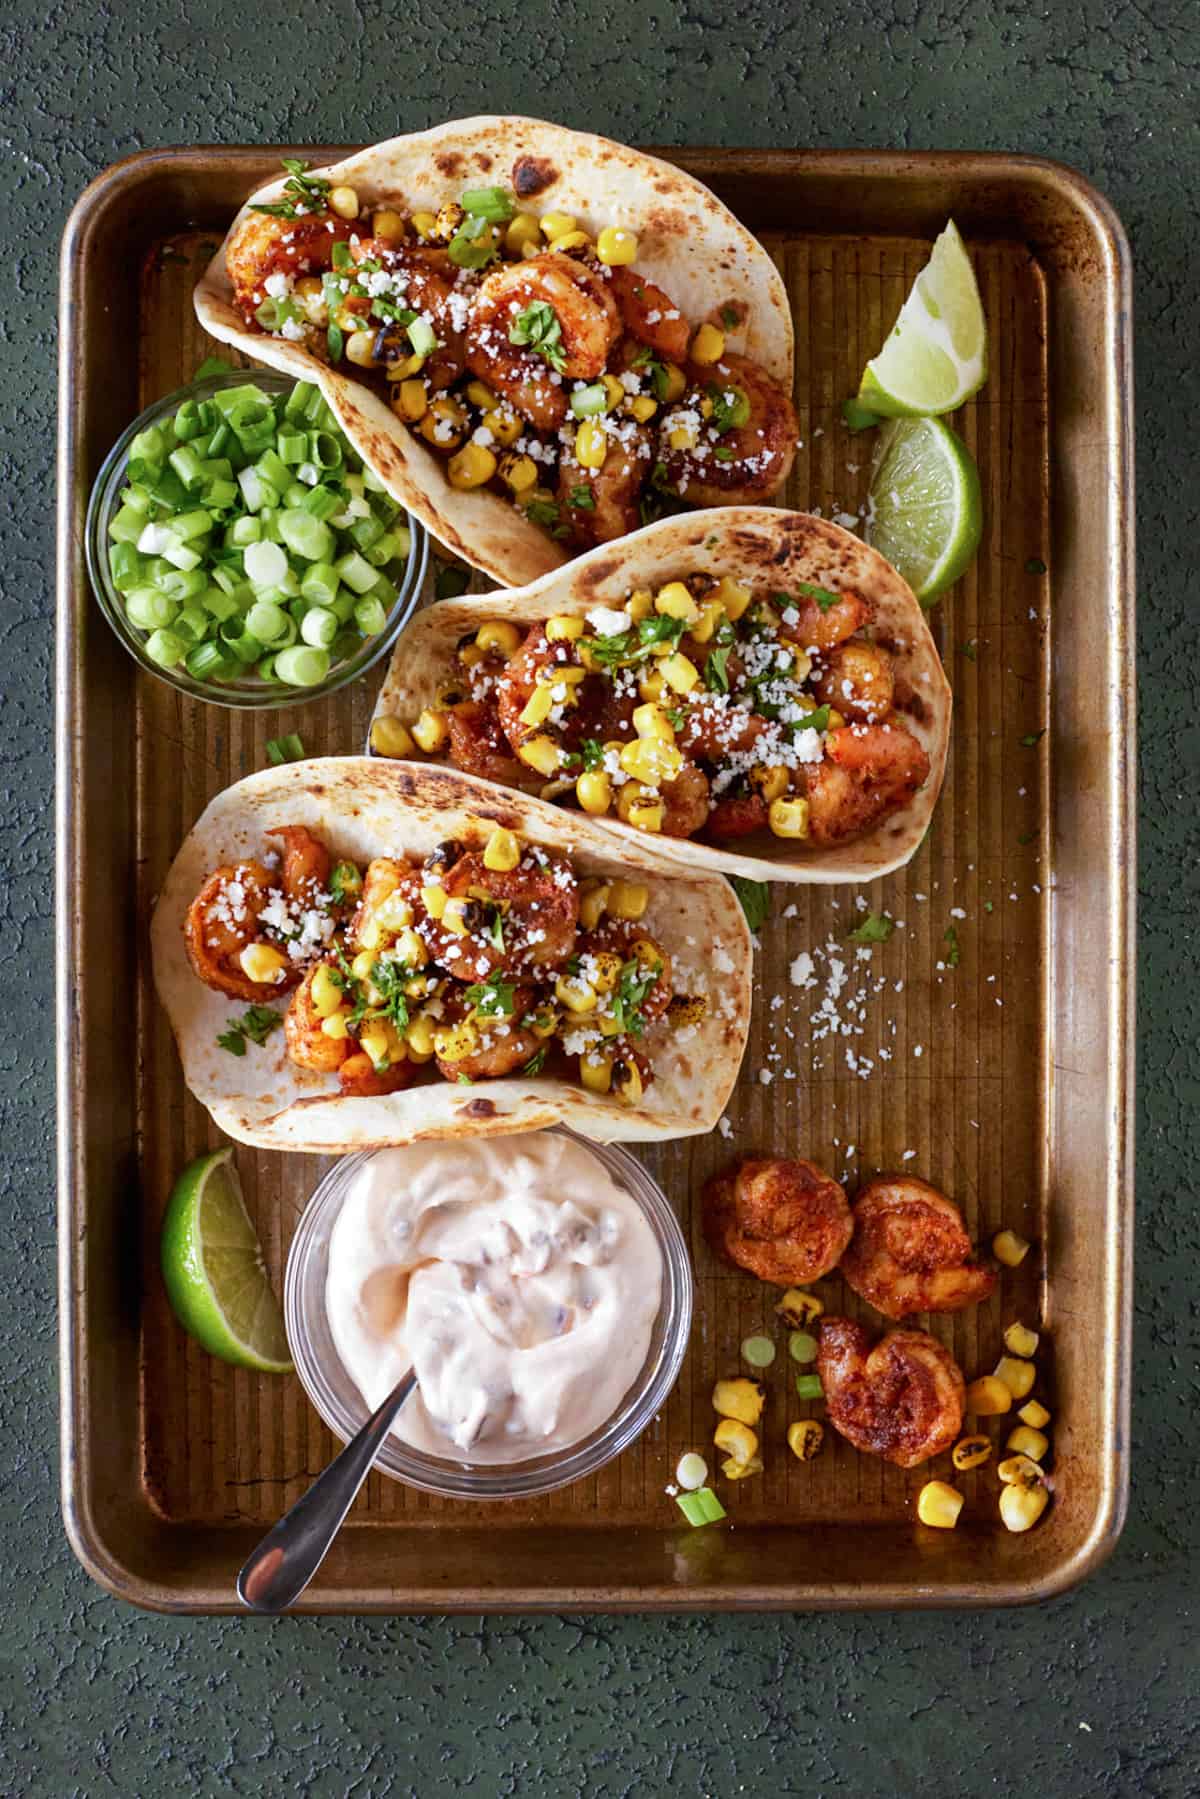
left=393, top=927, right=426, bottom=970
left=433, top=1019, right=480, bottom=1063
left=238, top=942, right=287, bottom=985
left=467, top=623, right=514, bottom=660
left=503, top=211, right=541, bottom=255
left=519, top=684, right=555, bottom=729
left=394, top=377, right=428, bottom=423
left=612, top=1056, right=644, bottom=1106
left=711, top=576, right=750, bottom=621
left=994, top=1356, right=1037, bottom=1400
left=917, top=1480, right=964, bottom=1529
left=776, top=1288, right=823, bottom=1328
left=1006, top=1424, right=1049, bottom=1463
left=372, top=207, right=405, bottom=241
left=655, top=582, right=699, bottom=622
left=411, top=209, right=438, bottom=240
left=448, top=443, right=497, bottom=491
left=550, top=230, right=591, bottom=253
left=482, top=827, right=521, bottom=873
left=527, top=1003, right=559, bottom=1040
left=579, top=878, right=610, bottom=931
left=637, top=669, right=666, bottom=702
left=604, top=880, right=646, bottom=921
left=488, top=407, right=522, bottom=447
left=998, top=1453, right=1044, bottom=1486
left=626, top=589, right=654, bottom=622
left=660, top=651, right=700, bottom=696
left=404, top=1014, right=436, bottom=1060
left=619, top=737, right=683, bottom=786
left=576, top=770, right=612, bottom=815
left=344, top=329, right=382, bottom=370
left=555, top=973, right=598, bottom=1015
left=574, top=418, right=608, bottom=469
left=769, top=796, right=810, bottom=839
left=1004, top=1321, right=1040, bottom=1358
left=320, top=1012, right=349, bottom=1040
left=965, top=1375, right=1013, bottom=1416
left=993, top=1228, right=1031, bottom=1267
left=713, top=1419, right=758, bottom=1465
left=412, top=708, right=448, bottom=753
left=539, top=211, right=578, bottom=241
left=498, top=451, right=538, bottom=494
left=661, top=362, right=687, bottom=402
left=687, top=601, right=722, bottom=645
left=628, top=394, right=657, bottom=423
left=434, top=201, right=464, bottom=240
left=711, top=1377, right=765, bottom=1427
left=440, top=897, right=470, bottom=936
left=535, top=615, right=581, bottom=646
left=418, top=394, right=468, bottom=449
left=632, top=701, right=676, bottom=742
left=421, top=883, right=447, bottom=921
left=370, top=716, right=414, bottom=758
left=350, top=949, right=376, bottom=983
left=596, top=224, right=639, bottom=264
left=690, top=322, right=725, bottom=363
left=999, top=1480, right=1049, bottom=1533
left=616, top=783, right=664, bottom=832
left=328, top=184, right=359, bottom=220
left=310, top=964, right=343, bottom=1018
left=722, top=1454, right=764, bottom=1481
left=293, top=275, right=328, bottom=325
left=1019, top=1399, right=1051, bottom=1430
left=951, top=1434, right=993, bottom=1471
left=787, top=1420, right=824, bottom=1462
left=751, top=765, right=789, bottom=803
left=579, top=1048, right=613, bottom=1094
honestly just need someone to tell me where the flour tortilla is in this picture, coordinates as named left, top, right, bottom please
left=151, top=757, right=752, bottom=1151
left=370, top=508, right=953, bottom=883
left=194, top=116, right=794, bottom=587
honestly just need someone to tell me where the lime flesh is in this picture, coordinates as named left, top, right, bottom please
left=160, top=1146, right=293, bottom=1372
left=858, top=220, right=987, bottom=417
left=865, top=417, right=982, bottom=603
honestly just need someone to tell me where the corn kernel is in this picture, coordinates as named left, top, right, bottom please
left=579, top=1047, right=613, bottom=1093
left=659, top=653, right=699, bottom=697
left=440, top=897, right=471, bottom=938
left=575, top=418, right=608, bottom=470
left=993, top=1228, right=1031, bottom=1267
left=787, top=1419, right=824, bottom=1462
left=998, top=1453, right=1044, bottom=1486
left=344, top=329, right=382, bottom=369
left=712, top=1378, right=765, bottom=1427
left=633, top=701, right=676, bottom=742
left=310, top=964, right=343, bottom=1018
left=628, top=394, right=658, bottom=423
left=418, top=394, right=468, bottom=449
left=965, top=1375, right=1012, bottom=1415
left=713, top=1419, right=758, bottom=1464
left=1006, top=1424, right=1049, bottom=1463
left=394, top=378, right=428, bottom=423
left=951, top=1434, right=993, bottom=1471
left=712, top=576, right=751, bottom=620
left=616, top=784, right=664, bottom=832
left=1004, top=1322, right=1040, bottom=1359
left=421, top=883, right=447, bottom=921
left=579, top=879, right=610, bottom=930
left=582, top=952, right=620, bottom=996
left=543, top=614, right=583, bottom=643
left=994, top=1356, right=1037, bottom=1400
left=686, top=602, right=721, bottom=645
left=603, top=881, right=647, bottom=923
left=434, top=200, right=464, bottom=240
left=392, top=927, right=426, bottom=970
left=549, top=228, right=591, bottom=253
left=691, top=322, right=725, bottom=363
left=504, top=211, right=541, bottom=256
left=776, top=1288, right=823, bottom=1327
left=752, top=765, right=789, bottom=803
left=329, top=184, right=359, bottom=220
left=1019, top=1398, right=1051, bottom=1430
left=357, top=919, right=382, bottom=951
left=626, top=589, right=654, bottom=622
left=321, top=1012, right=349, bottom=1040
left=999, top=1481, right=1049, bottom=1533
left=595, top=224, right=639, bottom=265
left=722, top=1454, right=764, bottom=1481
left=448, top=443, right=497, bottom=491
left=517, top=684, right=553, bottom=730
left=370, top=715, right=414, bottom=758
left=487, top=407, right=522, bottom=447
left=619, top=738, right=683, bottom=786
left=576, top=770, right=612, bottom=815
left=360, top=1021, right=402, bottom=1069
left=238, top=942, right=287, bottom=985
left=411, top=209, right=438, bottom=240
left=612, top=1055, right=644, bottom=1106
left=655, top=581, right=699, bottom=622
left=638, top=670, right=666, bottom=701
left=661, top=362, right=687, bottom=402
left=517, top=734, right=561, bottom=778
left=350, top=949, right=376, bottom=983
left=404, top=1014, right=436, bottom=1060
left=293, top=275, right=328, bottom=325
left=769, top=796, right=810, bottom=839
left=412, top=708, right=448, bottom=753
left=433, top=1019, right=480, bottom=1063
left=598, top=373, right=625, bottom=411
left=540, top=211, right=578, bottom=241
left=525, top=1003, right=559, bottom=1041
left=483, top=827, right=521, bottom=873
left=555, top=973, right=598, bottom=1015
left=372, top=207, right=405, bottom=241
left=492, top=450, right=536, bottom=495
left=917, top=1480, right=963, bottom=1530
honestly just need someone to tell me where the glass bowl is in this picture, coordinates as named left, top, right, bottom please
left=285, top=1130, right=693, bottom=1499
left=84, top=370, right=428, bottom=710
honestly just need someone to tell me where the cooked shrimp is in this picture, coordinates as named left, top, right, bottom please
left=677, top=691, right=762, bottom=761
left=494, top=626, right=577, bottom=751
left=352, top=240, right=469, bottom=390
left=184, top=861, right=299, bottom=1002
left=579, top=921, right=673, bottom=1023
left=337, top=1051, right=419, bottom=1099
left=446, top=700, right=530, bottom=787
left=702, top=1157, right=854, bottom=1286
left=557, top=419, right=653, bottom=546
left=606, top=268, right=691, bottom=361
left=840, top=1177, right=997, bottom=1320
left=780, top=587, right=872, bottom=655
left=660, top=354, right=797, bottom=506
left=817, top=1318, right=965, bottom=1468
left=465, top=253, right=619, bottom=428
left=810, top=640, right=896, bottom=723
left=802, top=723, right=930, bottom=847
left=225, top=211, right=352, bottom=320
left=269, top=825, right=332, bottom=907
left=348, top=859, right=423, bottom=950
left=658, top=758, right=711, bottom=838
left=704, top=790, right=768, bottom=842
left=423, top=847, right=578, bottom=981
left=434, top=985, right=541, bottom=1082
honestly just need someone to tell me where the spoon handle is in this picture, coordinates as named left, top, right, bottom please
left=237, top=1369, right=417, bottom=1613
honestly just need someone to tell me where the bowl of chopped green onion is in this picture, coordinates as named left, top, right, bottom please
left=86, top=370, right=428, bottom=708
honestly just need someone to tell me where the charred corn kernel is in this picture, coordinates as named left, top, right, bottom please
left=999, top=1480, right=1049, bottom=1533
left=395, top=378, right=428, bottom=422
left=722, top=1454, right=764, bottom=1481
left=440, top=897, right=470, bottom=936
left=667, top=994, right=708, bottom=1030
left=965, top=1374, right=1013, bottom=1416
left=596, top=224, right=639, bottom=264
left=503, top=211, right=541, bottom=256
left=552, top=231, right=592, bottom=254
left=713, top=1419, right=758, bottom=1464
left=434, top=200, right=464, bottom=240
left=712, top=576, right=751, bottom=620
left=628, top=394, right=658, bottom=423
left=457, top=642, right=486, bottom=672
left=418, top=394, right=468, bottom=448
left=633, top=701, right=676, bottom=742
left=539, top=211, right=577, bottom=241
left=350, top=950, right=377, bottom=984
left=403, top=972, right=436, bottom=1001
left=579, top=879, right=610, bottom=931
left=320, top=1012, right=349, bottom=1040
left=527, top=1004, right=559, bottom=1041
left=712, top=1378, right=765, bottom=1428
left=372, top=207, right=405, bottom=241
left=688, top=602, right=723, bottom=644
left=691, top=322, right=725, bottom=363
left=377, top=891, right=415, bottom=932
left=294, top=275, right=328, bottom=325
left=995, top=1355, right=1037, bottom=1400
left=993, top=1228, right=1031, bottom=1267
left=433, top=1019, right=480, bottom=1063
left=393, top=927, right=427, bottom=970
left=1006, top=1424, right=1049, bottom=1463
left=370, top=715, right=414, bottom=758
left=412, top=708, right=448, bottom=753
left=661, top=361, right=687, bottom=402
left=698, top=395, right=714, bottom=420
left=638, top=669, right=666, bottom=702
left=600, top=373, right=625, bottom=410
left=411, top=208, right=437, bottom=241
left=465, top=380, right=498, bottom=413
left=579, top=1048, right=614, bottom=1094
left=776, top=1288, right=823, bottom=1328
left=576, top=770, right=612, bottom=815
left=487, top=407, right=522, bottom=447
left=329, top=184, right=359, bottom=219
left=626, top=589, right=653, bottom=622
left=769, top=796, right=810, bottom=839
left=404, top=1014, right=436, bottom=1059
left=239, top=942, right=287, bottom=984
left=491, top=450, right=535, bottom=497
left=544, top=614, right=584, bottom=644
left=604, top=880, right=647, bottom=922
left=519, top=684, right=555, bottom=729
left=619, top=737, right=683, bottom=786
left=617, top=785, right=665, bottom=833
left=667, top=417, right=697, bottom=451
left=482, top=827, right=521, bottom=873
left=448, top=443, right=497, bottom=490
left=435, top=678, right=467, bottom=709
left=596, top=1010, right=625, bottom=1039
left=655, top=581, right=699, bottom=622
left=356, top=919, right=382, bottom=951
left=574, top=418, right=608, bottom=470
left=467, top=622, right=514, bottom=660
left=555, top=973, right=598, bottom=1015
left=421, top=883, right=447, bottom=921
left=385, top=352, right=428, bottom=382
left=787, top=1419, right=825, bottom=1462
left=751, top=765, right=789, bottom=803
left=588, top=951, right=623, bottom=995
left=345, top=329, right=382, bottom=369
left=311, top=964, right=343, bottom=1018
left=517, top=734, right=561, bottom=776
left=361, top=1021, right=403, bottom=1068
left=1004, top=1322, right=1040, bottom=1358
left=917, top=1480, right=964, bottom=1529
left=1019, top=1399, right=1052, bottom=1430
left=660, top=652, right=700, bottom=696
left=612, top=1057, right=644, bottom=1106
left=952, top=1434, right=993, bottom=1472
left=998, top=1453, right=1044, bottom=1487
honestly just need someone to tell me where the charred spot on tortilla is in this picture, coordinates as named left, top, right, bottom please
left=512, top=154, right=557, bottom=196
left=578, top=554, right=622, bottom=596
left=475, top=152, right=494, bottom=172
left=434, top=150, right=465, bottom=178
left=460, top=1097, right=498, bottom=1119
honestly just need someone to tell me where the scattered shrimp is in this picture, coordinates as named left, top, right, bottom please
left=349, top=859, right=423, bottom=950
left=425, top=846, right=579, bottom=980
left=704, top=790, right=768, bottom=842
left=494, top=625, right=577, bottom=750
left=702, top=1157, right=854, bottom=1286
left=434, top=985, right=541, bottom=1082
left=557, top=419, right=653, bottom=546
left=802, top=723, right=930, bottom=846
left=269, top=825, right=332, bottom=907
left=606, top=268, right=691, bottom=361
left=781, top=587, right=872, bottom=655
left=284, top=961, right=350, bottom=1075
left=678, top=690, right=762, bottom=761
left=658, top=759, right=711, bottom=839
left=660, top=354, right=797, bottom=506
left=817, top=1318, right=965, bottom=1468
left=465, top=253, right=619, bottom=427
left=337, top=1051, right=419, bottom=1099
left=226, top=211, right=352, bottom=321
left=840, top=1176, right=997, bottom=1320
left=446, top=700, right=529, bottom=787
left=183, top=861, right=299, bottom=1002
left=810, top=640, right=896, bottom=723
left=352, top=240, right=468, bottom=389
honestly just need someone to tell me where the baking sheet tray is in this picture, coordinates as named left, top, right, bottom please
left=57, top=146, right=1134, bottom=1611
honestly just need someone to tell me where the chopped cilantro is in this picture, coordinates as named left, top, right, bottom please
left=984, top=900, right=994, bottom=914
left=666, top=707, right=686, bottom=731
left=631, top=345, right=670, bottom=400
left=464, top=971, right=515, bottom=1018
left=713, top=447, right=735, bottom=462
left=193, top=355, right=232, bottom=381
left=567, top=483, right=596, bottom=511
left=326, top=322, right=344, bottom=363
left=365, top=956, right=411, bottom=1035
left=730, top=877, right=771, bottom=933
left=611, top=957, right=661, bottom=1038
left=522, top=1046, right=548, bottom=1076
left=847, top=912, right=895, bottom=944
left=456, top=1073, right=474, bottom=1085
left=434, top=563, right=471, bottom=600
left=706, top=383, right=750, bottom=433
left=216, top=1004, right=283, bottom=1056
left=216, top=1026, right=247, bottom=1057
left=1025, top=557, right=1047, bottom=575
left=720, top=304, right=739, bottom=329
left=581, top=738, right=605, bottom=771
left=249, top=158, right=332, bottom=220
left=509, top=300, right=566, bottom=372
left=793, top=704, right=832, bottom=735
left=795, top=579, right=839, bottom=613
left=329, top=860, right=362, bottom=906
left=525, top=497, right=568, bottom=539
left=488, top=909, right=506, bottom=952
left=962, top=639, right=978, bottom=662
left=639, top=613, right=687, bottom=650
left=943, top=925, right=961, bottom=967
left=704, top=646, right=731, bottom=694
left=1017, top=829, right=1036, bottom=845
left=1020, top=729, right=1047, bottom=747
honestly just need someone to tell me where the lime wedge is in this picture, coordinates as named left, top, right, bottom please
left=865, top=417, right=982, bottom=603
left=160, top=1146, right=293, bottom=1372
left=858, top=220, right=987, bottom=417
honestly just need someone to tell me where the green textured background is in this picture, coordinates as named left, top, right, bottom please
left=4, top=0, right=1196, bottom=1792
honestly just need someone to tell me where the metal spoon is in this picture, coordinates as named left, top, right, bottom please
left=237, top=1368, right=417, bottom=1613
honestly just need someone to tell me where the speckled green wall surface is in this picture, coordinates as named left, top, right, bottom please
left=4, top=1, right=1197, bottom=1793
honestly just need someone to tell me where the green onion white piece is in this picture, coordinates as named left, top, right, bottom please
left=674, top=1452, right=708, bottom=1492
left=741, top=1334, right=777, bottom=1369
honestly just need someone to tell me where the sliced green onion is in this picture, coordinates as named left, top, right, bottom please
left=168, top=443, right=205, bottom=490
left=407, top=316, right=438, bottom=358
left=145, top=627, right=186, bottom=667
left=788, top=1331, right=818, bottom=1364
left=741, top=1335, right=776, bottom=1369
left=675, top=1453, right=708, bottom=1491
left=302, top=484, right=342, bottom=521
left=278, top=430, right=308, bottom=465
left=237, top=466, right=274, bottom=512
left=675, top=1488, right=726, bottom=1528
left=265, top=732, right=306, bottom=765
left=354, top=595, right=387, bottom=637
left=274, top=644, right=330, bottom=686
left=125, top=588, right=177, bottom=631
left=300, top=561, right=341, bottom=607
left=795, top=1374, right=824, bottom=1400
left=244, top=540, right=289, bottom=589
left=205, top=478, right=239, bottom=511
left=461, top=185, right=515, bottom=222
left=108, top=541, right=142, bottom=589
left=172, top=400, right=202, bottom=441
left=185, top=639, right=228, bottom=680
left=108, top=504, right=147, bottom=545
left=199, top=586, right=240, bottom=623
left=255, top=447, right=292, bottom=493
left=169, top=508, right=215, bottom=543
left=278, top=511, right=334, bottom=563
left=300, top=606, right=338, bottom=649
left=220, top=626, right=264, bottom=665
left=570, top=383, right=608, bottom=418
left=161, top=540, right=203, bottom=572
left=349, top=513, right=384, bottom=553
left=284, top=381, right=318, bottom=419
left=245, top=599, right=290, bottom=646
left=335, top=549, right=380, bottom=595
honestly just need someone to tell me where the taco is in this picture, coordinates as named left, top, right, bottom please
left=151, top=758, right=752, bottom=1151
left=194, top=118, right=796, bottom=587
left=369, top=508, right=952, bottom=884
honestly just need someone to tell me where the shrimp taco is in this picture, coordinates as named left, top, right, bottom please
left=194, top=118, right=796, bottom=587
left=369, top=509, right=952, bottom=884
left=151, top=758, right=752, bottom=1151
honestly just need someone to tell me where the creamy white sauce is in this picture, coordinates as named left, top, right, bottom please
left=325, top=1134, right=663, bottom=1464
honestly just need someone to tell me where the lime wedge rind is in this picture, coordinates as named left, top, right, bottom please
left=865, top=417, right=983, bottom=604
left=857, top=221, right=987, bottom=419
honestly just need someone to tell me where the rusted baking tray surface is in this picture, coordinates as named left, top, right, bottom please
left=57, top=147, right=1134, bottom=1611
